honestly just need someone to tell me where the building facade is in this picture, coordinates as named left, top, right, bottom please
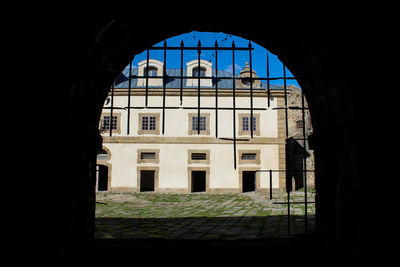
left=96, top=58, right=312, bottom=193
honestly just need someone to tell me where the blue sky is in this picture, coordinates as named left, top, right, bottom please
left=130, top=31, right=300, bottom=88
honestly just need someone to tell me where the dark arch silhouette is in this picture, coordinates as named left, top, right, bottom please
left=39, top=12, right=373, bottom=266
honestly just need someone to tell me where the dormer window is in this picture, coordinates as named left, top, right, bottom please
left=186, top=59, right=213, bottom=87
left=137, top=59, right=164, bottom=86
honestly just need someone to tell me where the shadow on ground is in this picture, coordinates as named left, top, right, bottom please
left=68, top=232, right=334, bottom=267
left=74, top=215, right=330, bottom=266
left=95, top=215, right=315, bottom=240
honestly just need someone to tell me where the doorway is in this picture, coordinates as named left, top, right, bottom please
left=97, top=165, right=108, bottom=191
left=242, top=171, right=256, bottom=192
left=191, top=171, right=206, bottom=192
left=140, top=170, right=155, bottom=192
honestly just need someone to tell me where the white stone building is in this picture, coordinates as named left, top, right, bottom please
left=96, top=58, right=300, bottom=193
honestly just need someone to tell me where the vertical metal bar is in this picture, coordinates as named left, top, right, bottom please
left=283, top=64, right=289, bottom=137
left=215, top=40, right=219, bottom=138
left=197, top=40, right=201, bottom=134
left=269, top=169, right=273, bottom=200
left=266, top=52, right=271, bottom=108
left=145, top=49, right=149, bottom=107
left=180, top=40, right=184, bottom=105
left=127, top=62, right=132, bottom=135
left=301, top=88, right=308, bottom=234
left=232, top=41, right=237, bottom=170
left=283, top=64, right=290, bottom=235
left=109, top=82, right=114, bottom=137
left=248, top=41, right=254, bottom=138
left=287, top=184, right=291, bottom=235
left=162, top=40, right=167, bottom=135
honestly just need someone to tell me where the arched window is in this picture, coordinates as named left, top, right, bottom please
left=137, top=59, right=164, bottom=86
left=186, top=60, right=212, bottom=87
left=97, top=149, right=109, bottom=161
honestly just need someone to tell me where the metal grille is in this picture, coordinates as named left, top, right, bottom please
left=102, top=115, right=117, bottom=130
left=242, top=116, right=256, bottom=131
left=192, top=116, right=206, bottom=131
left=241, top=153, right=257, bottom=160
left=141, top=152, right=156, bottom=160
left=102, top=38, right=315, bottom=236
left=191, top=153, right=207, bottom=160
left=141, top=116, right=156, bottom=130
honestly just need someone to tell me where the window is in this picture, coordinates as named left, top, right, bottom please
left=137, top=59, right=164, bottom=86
left=138, top=113, right=160, bottom=135
left=238, top=113, right=260, bottom=136
left=192, top=116, right=207, bottom=131
left=191, top=153, right=207, bottom=160
left=186, top=60, right=212, bottom=87
left=193, top=67, right=206, bottom=77
left=96, top=149, right=109, bottom=162
left=238, top=150, right=261, bottom=165
left=188, top=113, right=210, bottom=135
left=102, top=115, right=118, bottom=130
left=144, top=66, right=157, bottom=77
left=242, top=78, right=251, bottom=85
left=242, top=116, right=257, bottom=131
left=241, top=153, right=257, bottom=160
left=141, top=152, right=156, bottom=159
left=137, top=149, right=160, bottom=164
left=188, top=150, right=210, bottom=164
left=296, top=120, right=304, bottom=129
left=100, top=113, right=121, bottom=134
left=142, top=116, right=156, bottom=130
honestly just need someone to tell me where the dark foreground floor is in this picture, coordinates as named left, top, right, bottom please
left=57, top=234, right=353, bottom=267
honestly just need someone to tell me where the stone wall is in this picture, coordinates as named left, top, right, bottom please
left=286, top=86, right=315, bottom=189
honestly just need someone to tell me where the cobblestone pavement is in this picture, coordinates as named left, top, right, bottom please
left=95, top=191, right=315, bottom=240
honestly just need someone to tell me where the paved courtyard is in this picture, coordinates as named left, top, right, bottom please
left=95, top=191, right=315, bottom=240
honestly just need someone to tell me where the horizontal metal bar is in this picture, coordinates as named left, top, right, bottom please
left=256, top=169, right=316, bottom=172
left=102, top=107, right=125, bottom=110
left=218, top=137, right=250, bottom=141
left=272, top=107, right=310, bottom=110
left=129, top=75, right=296, bottom=80
left=147, top=46, right=254, bottom=51
left=273, top=201, right=315, bottom=204
left=103, top=106, right=268, bottom=111
left=292, top=138, right=310, bottom=141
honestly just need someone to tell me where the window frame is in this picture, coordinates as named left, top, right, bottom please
left=137, top=149, right=160, bottom=164
left=100, top=113, right=121, bottom=134
left=137, top=59, right=164, bottom=86
left=187, top=149, right=210, bottom=164
left=238, top=150, right=261, bottom=165
left=186, top=59, right=213, bottom=87
left=188, top=113, right=210, bottom=135
left=238, top=113, right=260, bottom=136
left=241, top=116, right=257, bottom=132
left=138, top=113, right=160, bottom=135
